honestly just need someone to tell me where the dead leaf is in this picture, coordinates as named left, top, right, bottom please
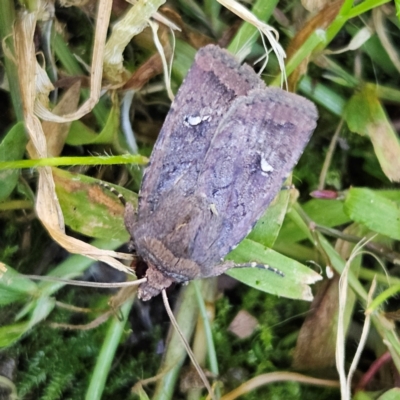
left=228, top=310, right=258, bottom=339
left=28, top=81, right=81, bottom=157
left=287, top=0, right=344, bottom=90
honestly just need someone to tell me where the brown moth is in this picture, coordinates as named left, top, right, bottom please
left=124, top=45, right=318, bottom=300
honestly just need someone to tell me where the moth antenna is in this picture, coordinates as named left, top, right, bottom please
left=25, top=274, right=147, bottom=288
left=99, top=182, right=127, bottom=206
left=234, top=262, right=285, bottom=277
left=161, top=289, right=216, bottom=400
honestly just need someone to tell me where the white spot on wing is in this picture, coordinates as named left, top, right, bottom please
left=184, top=114, right=211, bottom=127
left=209, top=203, right=219, bottom=216
left=260, top=153, right=274, bottom=174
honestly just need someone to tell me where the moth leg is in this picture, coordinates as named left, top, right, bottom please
left=124, top=202, right=139, bottom=252
left=212, top=261, right=284, bottom=277
left=99, top=182, right=138, bottom=250
left=99, top=181, right=127, bottom=206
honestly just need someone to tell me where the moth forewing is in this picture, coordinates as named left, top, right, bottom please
left=126, top=45, right=318, bottom=301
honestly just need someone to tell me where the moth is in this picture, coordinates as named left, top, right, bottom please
left=124, top=45, right=318, bottom=300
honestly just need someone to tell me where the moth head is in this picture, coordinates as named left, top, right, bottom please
left=138, top=263, right=175, bottom=301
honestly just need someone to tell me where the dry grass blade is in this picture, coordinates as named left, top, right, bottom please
left=373, top=7, right=400, bottom=73
left=346, top=277, right=376, bottom=395
left=35, top=0, right=112, bottom=122
left=13, top=6, right=134, bottom=273
left=220, top=371, right=340, bottom=400
left=336, top=237, right=378, bottom=400
left=217, top=0, right=286, bottom=83
left=25, top=275, right=147, bottom=288
left=161, top=289, right=216, bottom=400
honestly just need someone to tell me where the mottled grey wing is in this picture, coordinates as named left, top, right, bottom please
left=189, top=87, right=318, bottom=266
left=138, top=45, right=264, bottom=219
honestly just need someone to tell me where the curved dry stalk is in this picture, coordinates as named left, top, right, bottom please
left=217, top=0, right=287, bottom=85
left=148, top=19, right=174, bottom=101
left=220, top=371, right=340, bottom=400
left=161, top=289, right=216, bottom=400
left=336, top=236, right=378, bottom=400
left=49, top=310, right=113, bottom=331
left=25, top=275, right=147, bottom=288
left=12, top=2, right=148, bottom=276
left=55, top=302, right=96, bottom=313
left=373, top=7, right=400, bottom=74
left=35, top=0, right=112, bottom=122
left=346, top=278, right=376, bottom=395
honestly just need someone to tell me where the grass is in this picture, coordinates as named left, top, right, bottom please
left=0, top=0, right=400, bottom=399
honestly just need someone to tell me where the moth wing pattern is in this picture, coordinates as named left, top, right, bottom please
left=188, top=87, right=318, bottom=269
left=128, top=45, right=319, bottom=300
left=136, top=45, right=264, bottom=223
